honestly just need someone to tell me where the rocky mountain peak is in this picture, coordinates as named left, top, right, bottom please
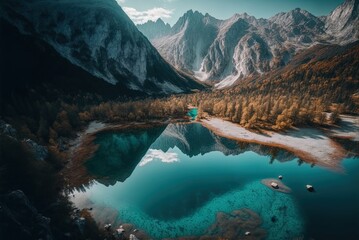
left=327, top=0, right=358, bottom=28
left=139, top=1, right=359, bottom=89
left=325, top=0, right=359, bottom=43
left=137, top=18, right=171, bottom=40
left=171, top=9, right=204, bottom=31
left=270, top=8, right=321, bottom=26
left=156, top=18, right=165, bottom=24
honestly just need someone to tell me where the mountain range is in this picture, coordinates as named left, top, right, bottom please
left=0, top=0, right=204, bottom=96
left=0, top=0, right=357, bottom=97
left=137, top=0, right=359, bottom=88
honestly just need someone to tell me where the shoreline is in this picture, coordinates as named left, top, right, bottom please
left=64, top=115, right=358, bottom=187
left=63, top=120, right=173, bottom=189
left=63, top=115, right=357, bottom=238
left=201, top=118, right=349, bottom=170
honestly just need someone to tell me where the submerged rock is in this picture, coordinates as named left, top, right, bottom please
left=205, top=209, right=266, bottom=239
left=164, top=209, right=266, bottom=239
left=0, top=190, right=53, bottom=240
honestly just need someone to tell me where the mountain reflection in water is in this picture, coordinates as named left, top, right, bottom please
left=84, top=123, right=296, bottom=186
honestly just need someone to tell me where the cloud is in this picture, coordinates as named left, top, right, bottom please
left=139, top=149, right=179, bottom=166
left=122, top=7, right=173, bottom=24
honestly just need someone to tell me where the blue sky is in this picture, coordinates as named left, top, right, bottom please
left=116, top=0, right=345, bottom=25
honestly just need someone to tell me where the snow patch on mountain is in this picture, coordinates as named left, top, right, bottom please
left=138, top=0, right=359, bottom=89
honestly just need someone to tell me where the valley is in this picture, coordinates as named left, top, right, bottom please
left=0, top=0, right=358, bottom=239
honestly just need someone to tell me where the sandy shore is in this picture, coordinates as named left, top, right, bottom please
left=328, top=115, right=359, bottom=141
left=201, top=118, right=348, bottom=169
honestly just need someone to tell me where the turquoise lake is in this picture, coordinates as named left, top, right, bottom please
left=187, top=108, right=198, bottom=120
left=72, top=123, right=359, bottom=239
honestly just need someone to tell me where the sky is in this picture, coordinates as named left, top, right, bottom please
left=116, top=0, right=345, bottom=25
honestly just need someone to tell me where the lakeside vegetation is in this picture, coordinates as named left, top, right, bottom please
left=3, top=42, right=358, bottom=149
left=1, top=39, right=358, bottom=240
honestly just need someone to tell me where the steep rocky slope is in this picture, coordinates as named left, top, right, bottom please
left=0, top=0, right=204, bottom=95
left=138, top=0, right=359, bottom=88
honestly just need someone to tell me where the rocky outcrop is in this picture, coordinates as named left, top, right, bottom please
left=0, top=0, right=204, bottom=95
left=0, top=120, right=17, bottom=138
left=140, top=0, right=359, bottom=88
left=0, top=190, right=53, bottom=240
left=22, top=139, right=48, bottom=161
left=137, top=18, right=171, bottom=40
left=0, top=120, right=48, bottom=161
left=325, top=0, right=359, bottom=44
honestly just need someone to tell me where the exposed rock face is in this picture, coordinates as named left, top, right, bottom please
left=137, top=18, right=171, bottom=40
left=153, top=10, right=220, bottom=74
left=0, top=0, right=204, bottom=94
left=139, top=0, right=359, bottom=88
left=23, top=139, right=48, bottom=161
left=0, top=190, right=53, bottom=240
left=325, top=0, right=359, bottom=43
left=0, top=120, right=48, bottom=161
left=0, top=120, right=17, bottom=138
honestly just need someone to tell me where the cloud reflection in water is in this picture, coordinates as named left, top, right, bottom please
left=139, top=149, right=179, bottom=166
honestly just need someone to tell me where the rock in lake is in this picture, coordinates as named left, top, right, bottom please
left=306, top=185, right=315, bottom=192
left=105, top=223, right=112, bottom=230
left=261, top=179, right=292, bottom=193
left=129, top=234, right=139, bottom=240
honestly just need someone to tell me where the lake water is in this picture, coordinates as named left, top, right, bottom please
left=187, top=108, right=198, bottom=120
left=71, top=123, right=359, bottom=240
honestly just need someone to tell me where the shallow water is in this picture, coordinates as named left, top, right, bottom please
left=71, top=123, right=359, bottom=239
left=187, top=108, right=198, bottom=120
